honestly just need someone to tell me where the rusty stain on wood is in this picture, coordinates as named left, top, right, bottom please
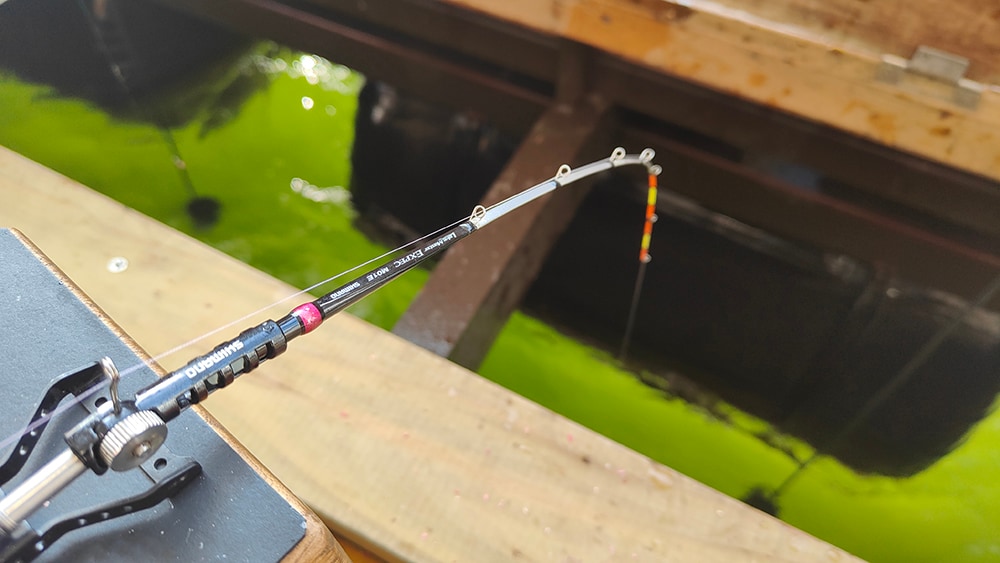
left=867, top=112, right=897, bottom=143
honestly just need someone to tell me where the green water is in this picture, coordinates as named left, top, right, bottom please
left=2, top=46, right=999, bottom=562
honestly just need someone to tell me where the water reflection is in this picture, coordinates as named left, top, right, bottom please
left=253, top=51, right=358, bottom=94
left=289, top=177, right=352, bottom=208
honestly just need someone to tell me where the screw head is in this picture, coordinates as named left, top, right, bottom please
left=106, top=257, right=129, bottom=273
left=99, top=411, right=167, bottom=472
left=132, top=441, right=151, bottom=458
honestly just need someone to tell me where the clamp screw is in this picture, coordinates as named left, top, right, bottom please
left=98, top=411, right=167, bottom=472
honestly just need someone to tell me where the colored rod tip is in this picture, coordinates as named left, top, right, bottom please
left=292, top=303, right=323, bottom=333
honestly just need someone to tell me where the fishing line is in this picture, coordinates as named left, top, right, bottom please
left=750, top=268, right=1000, bottom=515
left=619, top=163, right=661, bottom=363
left=140, top=217, right=468, bottom=366
left=0, top=215, right=469, bottom=455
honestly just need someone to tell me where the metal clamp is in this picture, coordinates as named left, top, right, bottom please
left=877, top=45, right=984, bottom=109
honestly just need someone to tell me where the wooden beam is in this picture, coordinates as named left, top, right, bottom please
left=437, top=0, right=1000, bottom=183
left=0, top=145, right=861, bottom=562
left=393, top=92, right=612, bottom=369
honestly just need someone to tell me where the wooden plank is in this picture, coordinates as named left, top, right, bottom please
left=0, top=145, right=860, bottom=561
left=437, top=0, right=1000, bottom=182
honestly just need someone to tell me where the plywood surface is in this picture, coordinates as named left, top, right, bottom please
left=0, top=146, right=861, bottom=561
left=437, top=0, right=1000, bottom=183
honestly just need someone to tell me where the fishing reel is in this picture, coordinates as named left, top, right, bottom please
left=0, top=308, right=302, bottom=559
left=0, top=359, right=200, bottom=562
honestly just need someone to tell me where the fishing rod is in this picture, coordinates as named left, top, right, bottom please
left=0, top=147, right=658, bottom=560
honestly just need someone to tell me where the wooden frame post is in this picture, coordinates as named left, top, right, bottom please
left=393, top=43, right=611, bottom=369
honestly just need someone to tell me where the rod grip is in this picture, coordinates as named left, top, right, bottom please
left=135, top=320, right=287, bottom=421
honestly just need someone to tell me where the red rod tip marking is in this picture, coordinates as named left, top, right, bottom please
left=292, top=303, right=323, bottom=333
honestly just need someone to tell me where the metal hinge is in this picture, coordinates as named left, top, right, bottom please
left=877, top=45, right=985, bottom=109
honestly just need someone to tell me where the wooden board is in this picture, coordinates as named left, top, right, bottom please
left=436, top=0, right=1000, bottom=183
left=0, top=145, right=861, bottom=561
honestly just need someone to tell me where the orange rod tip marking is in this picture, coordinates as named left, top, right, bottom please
left=637, top=171, right=659, bottom=263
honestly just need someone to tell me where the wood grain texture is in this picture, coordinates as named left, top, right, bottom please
left=0, top=146, right=861, bottom=561
left=706, top=0, right=1000, bottom=83
left=436, top=0, right=1000, bottom=183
